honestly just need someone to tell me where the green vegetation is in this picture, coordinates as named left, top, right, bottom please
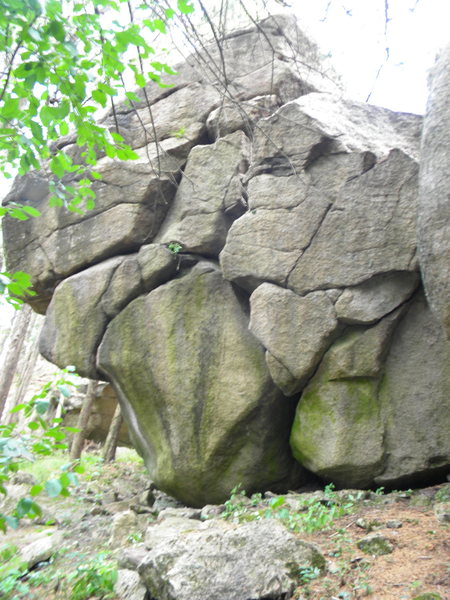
left=0, top=367, right=84, bottom=532
left=167, top=241, right=183, bottom=254
left=0, top=547, right=117, bottom=600
left=66, top=551, right=117, bottom=600
left=221, top=484, right=363, bottom=534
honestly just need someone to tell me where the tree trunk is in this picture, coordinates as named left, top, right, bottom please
left=102, top=402, right=123, bottom=463
left=5, top=312, right=40, bottom=424
left=0, top=304, right=32, bottom=421
left=70, top=380, right=98, bottom=461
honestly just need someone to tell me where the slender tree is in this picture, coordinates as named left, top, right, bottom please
left=0, top=303, right=32, bottom=419
left=69, top=379, right=98, bottom=461
left=102, top=402, right=123, bottom=463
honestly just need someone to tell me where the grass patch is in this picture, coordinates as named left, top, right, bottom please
left=220, top=484, right=363, bottom=534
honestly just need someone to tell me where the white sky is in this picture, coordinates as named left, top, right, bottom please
left=277, top=0, right=450, bottom=114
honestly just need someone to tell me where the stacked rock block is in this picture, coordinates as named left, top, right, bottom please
left=3, top=16, right=449, bottom=505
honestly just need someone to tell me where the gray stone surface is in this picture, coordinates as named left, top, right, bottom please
left=291, top=291, right=450, bottom=489
left=155, top=131, right=250, bottom=256
left=221, top=99, right=420, bottom=294
left=1, top=137, right=191, bottom=313
left=356, top=533, right=394, bottom=556
left=335, top=271, right=419, bottom=324
left=287, top=149, right=419, bottom=295
left=206, top=95, right=280, bottom=138
left=39, top=257, right=123, bottom=378
left=109, top=510, right=139, bottom=549
left=115, top=569, right=147, bottom=600
left=220, top=180, right=330, bottom=290
left=250, top=284, right=338, bottom=394
left=418, top=42, right=450, bottom=337
left=20, top=530, right=63, bottom=569
left=290, top=349, right=385, bottom=488
left=98, top=263, right=303, bottom=506
left=136, top=518, right=324, bottom=600
left=375, top=293, right=450, bottom=487
left=39, top=247, right=177, bottom=378
left=326, top=308, right=404, bottom=380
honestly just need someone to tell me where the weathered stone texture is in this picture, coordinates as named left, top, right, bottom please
left=418, top=41, right=450, bottom=337
left=132, top=518, right=324, bottom=600
left=290, top=292, right=450, bottom=488
left=97, top=264, right=303, bottom=506
left=3, top=14, right=449, bottom=502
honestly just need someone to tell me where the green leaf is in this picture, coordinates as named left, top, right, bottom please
left=110, top=131, right=124, bottom=143
left=57, top=384, right=72, bottom=398
left=34, top=399, right=50, bottom=415
left=59, top=471, right=71, bottom=488
left=45, top=479, right=62, bottom=498
left=60, top=121, right=69, bottom=136
left=92, top=88, right=107, bottom=107
left=10, top=403, right=27, bottom=414
left=29, top=501, right=42, bottom=517
left=45, top=428, right=66, bottom=441
left=269, top=496, right=285, bottom=509
left=125, top=91, right=141, bottom=103
left=16, top=497, right=33, bottom=517
left=1, top=97, right=20, bottom=120
left=5, top=516, right=19, bottom=530
left=47, top=19, right=65, bottom=42
left=22, top=205, right=41, bottom=217
left=28, top=27, right=43, bottom=42
left=40, top=105, right=54, bottom=127
left=177, top=0, right=195, bottom=14
left=0, top=127, right=16, bottom=136
left=134, top=72, right=146, bottom=88
left=30, top=484, right=44, bottom=497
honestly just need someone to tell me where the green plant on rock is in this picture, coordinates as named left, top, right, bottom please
left=167, top=241, right=183, bottom=254
left=222, top=484, right=253, bottom=521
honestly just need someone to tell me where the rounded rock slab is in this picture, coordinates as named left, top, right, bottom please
left=97, top=262, right=304, bottom=506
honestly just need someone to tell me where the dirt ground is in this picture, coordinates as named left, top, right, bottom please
left=299, top=493, right=449, bottom=600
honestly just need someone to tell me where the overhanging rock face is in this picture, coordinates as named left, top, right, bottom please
left=3, top=15, right=449, bottom=504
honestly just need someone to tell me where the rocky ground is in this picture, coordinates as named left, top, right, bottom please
left=0, top=449, right=448, bottom=600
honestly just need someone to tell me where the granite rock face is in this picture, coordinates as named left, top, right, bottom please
left=97, top=263, right=302, bottom=506
left=124, top=517, right=324, bottom=600
left=418, top=41, right=450, bottom=338
left=2, top=14, right=449, bottom=503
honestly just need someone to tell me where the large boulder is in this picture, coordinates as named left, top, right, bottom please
left=290, top=292, right=450, bottom=488
left=220, top=96, right=421, bottom=293
left=418, top=42, right=450, bottom=338
left=123, top=517, right=324, bottom=600
left=97, top=262, right=303, bottom=506
left=3, top=14, right=449, bottom=502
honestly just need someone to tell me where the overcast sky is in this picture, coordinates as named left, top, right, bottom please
left=269, top=0, right=450, bottom=114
